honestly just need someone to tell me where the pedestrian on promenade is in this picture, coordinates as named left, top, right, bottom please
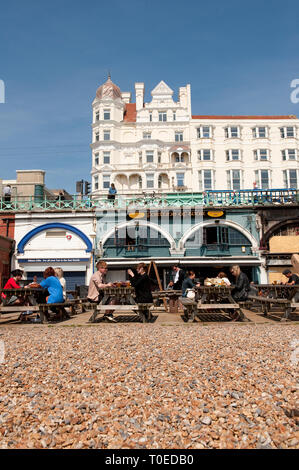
left=107, top=183, right=117, bottom=204
left=87, top=260, right=116, bottom=321
left=127, top=263, right=153, bottom=303
left=3, top=184, right=11, bottom=202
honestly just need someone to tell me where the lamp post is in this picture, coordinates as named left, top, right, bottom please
left=89, top=232, right=96, bottom=274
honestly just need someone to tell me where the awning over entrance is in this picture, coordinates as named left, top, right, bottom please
left=101, top=257, right=261, bottom=268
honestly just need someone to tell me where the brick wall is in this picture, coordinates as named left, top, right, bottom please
left=0, top=235, right=14, bottom=287
left=0, top=215, right=15, bottom=239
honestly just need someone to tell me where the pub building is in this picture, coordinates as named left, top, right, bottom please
left=95, top=206, right=263, bottom=286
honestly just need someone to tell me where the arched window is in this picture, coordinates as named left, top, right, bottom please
left=185, top=225, right=251, bottom=249
left=104, top=225, right=171, bottom=251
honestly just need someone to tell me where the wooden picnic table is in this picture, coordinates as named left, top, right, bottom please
left=152, top=290, right=183, bottom=313
left=88, top=286, right=153, bottom=323
left=0, top=287, right=48, bottom=321
left=153, top=286, right=245, bottom=321
left=0, top=287, right=47, bottom=307
left=252, top=284, right=299, bottom=299
left=195, top=285, right=245, bottom=321
left=248, top=284, right=299, bottom=321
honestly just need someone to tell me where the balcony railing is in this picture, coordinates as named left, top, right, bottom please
left=0, top=189, right=298, bottom=212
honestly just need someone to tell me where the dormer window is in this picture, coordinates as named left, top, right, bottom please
left=159, top=111, right=167, bottom=122
left=104, top=109, right=111, bottom=120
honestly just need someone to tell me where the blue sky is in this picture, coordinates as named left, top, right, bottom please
left=0, top=0, right=299, bottom=192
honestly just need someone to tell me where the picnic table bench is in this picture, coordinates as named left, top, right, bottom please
left=247, top=284, right=299, bottom=321
left=38, top=299, right=79, bottom=323
left=38, top=296, right=96, bottom=323
left=152, top=290, right=183, bottom=313
left=196, top=285, right=246, bottom=321
left=152, top=286, right=246, bottom=322
left=0, top=286, right=94, bottom=323
left=88, top=286, right=153, bottom=323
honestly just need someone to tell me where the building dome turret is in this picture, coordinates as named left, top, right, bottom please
left=96, top=75, right=122, bottom=100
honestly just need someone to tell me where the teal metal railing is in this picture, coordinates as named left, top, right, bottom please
left=0, top=189, right=298, bottom=212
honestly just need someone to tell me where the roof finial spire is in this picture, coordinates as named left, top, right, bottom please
left=108, top=69, right=111, bottom=80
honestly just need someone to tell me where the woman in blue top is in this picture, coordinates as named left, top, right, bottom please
left=39, top=267, right=64, bottom=304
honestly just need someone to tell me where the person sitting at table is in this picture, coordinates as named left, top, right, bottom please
left=283, top=269, right=299, bottom=303
left=1, top=269, right=25, bottom=305
left=26, top=267, right=64, bottom=305
left=55, top=267, right=67, bottom=301
left=181, top=271, right=201, bottom=297
left=248, top=281, right=259, bottom=296
left=127, top=263, right=153, bottom=303
left=283, top=269, right=299, bottom=285
left=230, top=265, right=250, bottom=301
left=217, top=272, right=231, bottom=286
left=87, top=260, right=116, bottom=322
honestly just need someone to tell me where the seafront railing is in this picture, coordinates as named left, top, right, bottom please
left=0, top=189, right=298, bottom=212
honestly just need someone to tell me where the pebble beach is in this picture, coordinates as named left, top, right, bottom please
left=0, top=323, right=298, bottom=449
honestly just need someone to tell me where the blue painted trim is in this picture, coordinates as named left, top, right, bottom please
left=17, top=223, right=92, bottom=253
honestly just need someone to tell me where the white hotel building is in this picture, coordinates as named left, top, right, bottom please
left=91, top=77, right=299, bottom=195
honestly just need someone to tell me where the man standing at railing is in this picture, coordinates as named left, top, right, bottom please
left=3, top=184, right=11, bottom=202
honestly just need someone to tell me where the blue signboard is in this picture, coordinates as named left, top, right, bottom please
left=18, top=258, right=90, bottom=263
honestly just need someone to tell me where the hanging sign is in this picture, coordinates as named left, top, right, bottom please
left=206, top=210, right=224, bottom=218
left=128, top=212, right=145, bottom=219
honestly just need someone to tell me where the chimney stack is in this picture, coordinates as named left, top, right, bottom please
left=135, top=82, right=144, bottom=111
